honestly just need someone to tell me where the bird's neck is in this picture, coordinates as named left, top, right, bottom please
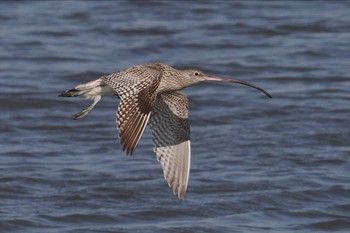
left=157, top=69, right=190, bottom=93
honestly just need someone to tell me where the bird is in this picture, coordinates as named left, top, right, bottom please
left=59, top=63, right=271, bottom=199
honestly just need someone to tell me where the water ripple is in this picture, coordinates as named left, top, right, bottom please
left=1, top=1, right=350, bottom=233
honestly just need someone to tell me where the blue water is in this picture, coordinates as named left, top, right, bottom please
left=1, top=1, right=350, bottom=232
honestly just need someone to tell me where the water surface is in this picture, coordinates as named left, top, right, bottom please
left=1, top=1, right=350, bottom=232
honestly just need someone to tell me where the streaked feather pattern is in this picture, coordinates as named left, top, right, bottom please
left=103, top=65, right=161, bottom=155
left=150, top=92, right=191, bottom=199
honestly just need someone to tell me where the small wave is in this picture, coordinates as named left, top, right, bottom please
left=28, top=30, right=75, bottom=37
left=277, top=24, right=334, bottom=33
left=305, top=219, right=350, bottom=231
left=38, top=213, right=117, bottom=224
left=62, top=12, right=89, bottom=21
left=112, top=27, right=181, bottom=36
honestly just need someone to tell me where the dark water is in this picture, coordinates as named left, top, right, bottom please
left=1, top=1, right=350, bottom=232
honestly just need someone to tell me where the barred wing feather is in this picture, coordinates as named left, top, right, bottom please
left=103, top=66, right=161, bottom=155
left=150, top=92, right=191, bottom=199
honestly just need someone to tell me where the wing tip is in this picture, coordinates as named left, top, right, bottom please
left=175, top=186, right=187, bottom=200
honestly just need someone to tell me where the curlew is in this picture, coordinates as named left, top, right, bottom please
left=59, top=63, right=271, bottom=199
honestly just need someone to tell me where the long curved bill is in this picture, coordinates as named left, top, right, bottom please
left=205, top=76, right=272, bottom=98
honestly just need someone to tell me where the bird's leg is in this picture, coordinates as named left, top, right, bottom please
left=74, top=95, right=101, bottom=120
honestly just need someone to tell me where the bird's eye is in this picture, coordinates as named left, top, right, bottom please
left=194, top=72, right=199, bottom=76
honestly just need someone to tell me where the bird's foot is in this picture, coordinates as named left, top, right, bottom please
left=74, top=107, right=92, bottom=120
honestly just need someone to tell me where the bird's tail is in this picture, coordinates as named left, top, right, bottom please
left=59, top=79, right=104, bottom=98
left=59, top=88, right=83, bottom=97
left=59, top=78, right=115, bottom=120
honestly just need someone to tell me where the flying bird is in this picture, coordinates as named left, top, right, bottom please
left=59, top=63, right=271, bottom=199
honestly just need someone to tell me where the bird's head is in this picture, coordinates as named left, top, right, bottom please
left=181, top=69, right=207, bottom=84
left=180, top=69, right=272, bottom=98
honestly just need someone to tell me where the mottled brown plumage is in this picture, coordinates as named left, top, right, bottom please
left=150, top=92, right=190, bottom=198
left=59, top=63, right=271, bottom=199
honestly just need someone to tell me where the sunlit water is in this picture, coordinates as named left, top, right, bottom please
left=1, top=1, right=350, bottom=232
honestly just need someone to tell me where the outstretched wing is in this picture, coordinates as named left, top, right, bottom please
left=103, top=65, right=161, bottom=155
left=149, top=92, right=191, bottom=199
